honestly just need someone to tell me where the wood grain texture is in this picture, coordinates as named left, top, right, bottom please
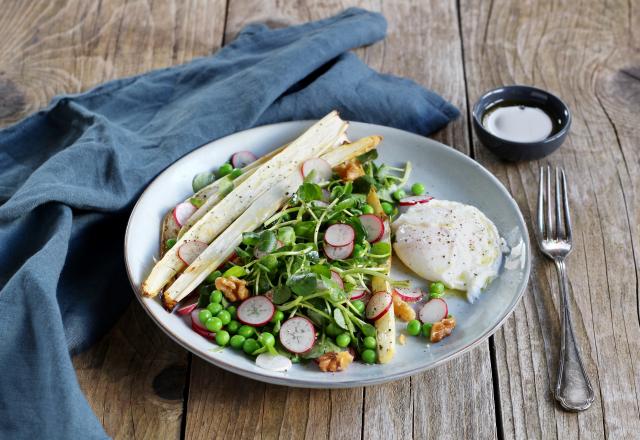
left=0, top=0, right=226, bottom=438
left=184, top=2, right=496, bottom=440
left=460, top=0, right=640, bottom=438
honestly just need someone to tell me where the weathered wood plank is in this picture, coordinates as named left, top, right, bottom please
left=460, top=0, right=640, bottom=438
left=184, top=2, right=496, bottom=440
left=0, top=0, right=227, bottom=438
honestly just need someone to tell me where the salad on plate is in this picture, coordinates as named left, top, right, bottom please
left=141, top=111, right=503, bottom=372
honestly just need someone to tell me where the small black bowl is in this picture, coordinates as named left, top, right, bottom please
left=472, top=85, right=571, bottom=161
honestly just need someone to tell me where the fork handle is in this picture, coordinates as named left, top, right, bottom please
left=554, top=260, right=595, bottom=411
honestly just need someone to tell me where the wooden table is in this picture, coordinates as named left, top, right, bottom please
left=2, top=1, right=638, bottom=438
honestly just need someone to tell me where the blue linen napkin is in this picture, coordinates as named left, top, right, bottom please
left=0, top=8, right=458, bottom=439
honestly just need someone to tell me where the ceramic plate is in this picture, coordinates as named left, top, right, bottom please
left=125, top=121, right=531, bottom=388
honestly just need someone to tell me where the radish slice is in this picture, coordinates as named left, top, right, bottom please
left=419, top=298, right=448, bottom=323
left=279, top=317, right=316, bottom=354
left=301, top=158, right=332, bottom=183
left=323, top=241, right=354, bottom=261
left=178, top=240, right=208, bottom=265
left=349, top=289, right=367, bottom=300
left=190, top=309, right=215, bottom=339
left=394, top=287, right=424, bottom=303
left=399, top=195, right=433, bottom=206
left=231, top=150, right=257, bottom=168
left=330, top=271, right=344, bottom=289
left=256, top=353, right=292, bottom=372
left=366, top=291, right=393, bottom=321
left=359, top=214, right=385, bottom=243
left=191, top=320, right=216, bottom=339
left=322, top=189, right=331, bottom=202
left=237, top=296, right=275, bottom=327
left=176, top=302, right=198, bottom=316
left=173, top=202, right=197, bottom=227
left=324, top=224, right=355, bottom=247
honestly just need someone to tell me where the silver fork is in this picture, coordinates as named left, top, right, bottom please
left=537, top=166, right=595, bottom=411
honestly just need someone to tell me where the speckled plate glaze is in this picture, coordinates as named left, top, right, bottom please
left=125, top=121, right=531, bottom=388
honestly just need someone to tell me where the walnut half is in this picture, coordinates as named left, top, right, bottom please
left=215, top=276, right=249, bottom=302
left=430, top=317, right=456, bottom=343
left=317, top=351, right=354, bottom=372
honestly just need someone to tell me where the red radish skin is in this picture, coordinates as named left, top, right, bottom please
left=173, top=202, right=197, bottom=227
left=366, top=291, right=393, bottom=321
left=359, top=214, right=385, bottom=243
left=349, top=289, right=367, bottom=300
left=231, top=151, right=257, bottom=168
left=419, top=298, right=448, bottom=323
left=301, top=158, right=332, bottom=183
left=279, top=317, right=316, bottom=354
left=393, top=287, right=424, bottom=303
left=237, top=296, right=275, bottom=327
left=330, top=271, right=344, bottom=289
left=399, top=196, right=433, bottom=206
left=323, top=241, right=354, bottom=261
left=324, top=224, right=355, bottom=247
left=176, top=302, right=198, bottom=316
left=178, top=240, right=208, bottom=265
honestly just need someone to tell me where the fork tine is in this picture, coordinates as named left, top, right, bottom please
left=555, top=167, right=563, bottom=238
left=546, top=165, right=553, bottom=239
left=538, top=167, right=545, bottom=239
left=560, top=168, right=572, bottom=242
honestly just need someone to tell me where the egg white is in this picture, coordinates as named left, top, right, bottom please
left=391, top=199, right=502, bottom=302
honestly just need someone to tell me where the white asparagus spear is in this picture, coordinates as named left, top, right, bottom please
left=367, top=188, right=396, bottom=364
left=163, top=136, right=382, bottom=307
left=143, top=111, right=347, bottom=297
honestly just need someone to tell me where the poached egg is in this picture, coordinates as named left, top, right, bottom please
left=392, top=199, right=502, bottom=302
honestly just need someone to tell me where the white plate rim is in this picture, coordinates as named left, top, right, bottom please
left=124, top=120, right=531, bottom=388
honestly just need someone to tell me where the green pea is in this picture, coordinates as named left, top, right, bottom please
left=271, top=310, right=284, bottom=324
left=198, top=309, right=212, bottom=324
left=361, top=204, right=375, bottom=214
left=430, top=282, right=445, bottom=294
left=209, top=290, right=223, bottom=304
left=392, top=189, right=406, bottom=201
left=218, top=163, right=233, bottom=177
left=226, top=320, right=240, bottom=334
left=230, top=334, right=245, bottom=349
left=326, top=322, right=342, bottom=337
left=429, top=292, right=444, bottom=300
left=205, top=317, right=223, bottom=332
left=215, top=330, right=230, bottom=347
left=363, top=336, right=377, bottom=350
left=242, top=338, right=260, bottom=355
left=352, top=244, right=366, bottom=259
left=238, top=325, right=254, bottom=338
left=207, top=303, right=223, bottom=315
left=422, top=323, right=433, bottom=338
left=406, top=319, right=421, bottom=336
left=205, top=270, right=222, bottom=284
left=226, top=306, right=237, bottom=319
left=411, top=183, right=425, bottom=195
left=351, top=300, right=365, bottom=315
left=165, top=238, right=177, bottom=250
left=259, top=332, right=275, bottom=347
left=230, top=168, right=243, bottom=179
left=361, top=349, right=377, bottom=364
left=336, top=333, right=351, bottom=348
left=217, top=310, right=231, bottom=325
left=381, top=202, right=394, bottom=215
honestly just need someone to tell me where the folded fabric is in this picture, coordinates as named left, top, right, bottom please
left=0, top=8, right=458, bottom=439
